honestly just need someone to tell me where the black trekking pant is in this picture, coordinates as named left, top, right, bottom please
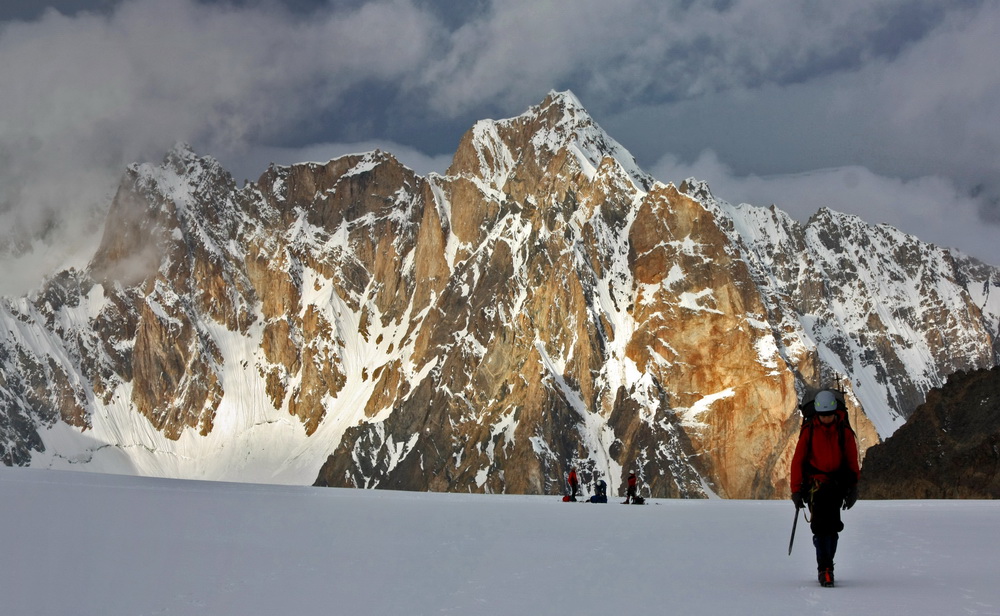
left=808, top=481, right=845, bottom=570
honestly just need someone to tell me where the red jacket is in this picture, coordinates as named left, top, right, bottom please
left=790, top=410, right=860, bottom=494
left=568, top=470, right=578, bottom=487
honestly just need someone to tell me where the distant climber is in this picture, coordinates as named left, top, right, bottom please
left=567, top=466, right=579, bottom=501
left=590, top=476, right=608, bottom=503
left=624, top=470, right=638, bottom=504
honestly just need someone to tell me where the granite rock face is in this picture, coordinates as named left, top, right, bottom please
left=1, top=91, right=998, bottom=497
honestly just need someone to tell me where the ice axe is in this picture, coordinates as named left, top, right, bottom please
left=788, top=506, right=800, bottom=555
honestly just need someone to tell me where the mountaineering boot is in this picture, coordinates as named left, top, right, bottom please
left=818, top=567, right=835, bottom=587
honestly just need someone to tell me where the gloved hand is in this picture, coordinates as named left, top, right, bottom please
left=791, top=492, right=804, bottom=510
left=843, top=485, right=858, bottom=510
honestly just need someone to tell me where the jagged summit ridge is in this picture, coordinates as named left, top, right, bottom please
left=450, top=90, right=653, bottom=194
left=1, top=93, right=998, bottom=499
left=688, top=183, right=1000, bottom=438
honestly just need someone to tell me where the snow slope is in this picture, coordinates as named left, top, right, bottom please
left=2, top=469, right=998, bottom=615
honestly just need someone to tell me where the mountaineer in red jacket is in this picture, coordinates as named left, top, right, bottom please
left=790, top=390, right=861, bottom=588
left=625, top=470, right=638, bottom=504
left=567, top=467, right=579, bottom=501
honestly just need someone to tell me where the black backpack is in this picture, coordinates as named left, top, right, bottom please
left=797, top=390, right=855, bottom=485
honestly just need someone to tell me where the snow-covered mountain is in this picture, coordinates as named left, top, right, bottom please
left=1, top=91, right=998, bottom=497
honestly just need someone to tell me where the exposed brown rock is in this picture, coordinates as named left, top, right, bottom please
left=2, top=96, right=997, bottom=501
left=860, top=366, right=1000, bottom=499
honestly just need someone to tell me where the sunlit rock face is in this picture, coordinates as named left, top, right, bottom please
left=2, top=92, right=998, bottom=498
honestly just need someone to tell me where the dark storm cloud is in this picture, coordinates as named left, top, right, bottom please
left=415, top=0, right=977, bottom=112
left=0, top=0, right=446, bottom=294
left=0, top=0, right=119, bottom=22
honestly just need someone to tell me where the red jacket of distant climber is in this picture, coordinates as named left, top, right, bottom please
left=790, top=410, right=861, bottom=495
left=568, top=469, right=578, bottom=488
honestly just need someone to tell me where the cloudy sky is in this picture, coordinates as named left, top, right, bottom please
left=1, top=0, right=998, bottom=295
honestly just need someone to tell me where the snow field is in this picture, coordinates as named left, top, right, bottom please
left=2, top=468, right=998, bottom=616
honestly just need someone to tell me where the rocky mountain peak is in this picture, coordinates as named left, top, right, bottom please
left=1, top=93, right=998, bottom=498
left=678, top=177, right=714, bottom=202
left=448, top=89, right=652, bottom=194
left=163, top=142, right=203, bottom=174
